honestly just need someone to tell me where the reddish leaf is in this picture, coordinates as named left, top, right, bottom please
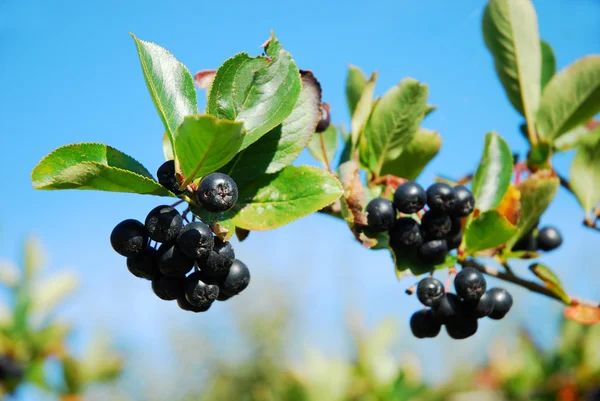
left=564, top=304, right=600, bottom=325
left=497, top=184, right=521, bottom=225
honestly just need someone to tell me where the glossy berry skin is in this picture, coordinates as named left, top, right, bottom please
left=421, top=212, right=452, bottom=240
left=197, top=173, right=238, bottom=213
left=389, top=218, right=423, bottom=249
left=448, top=215, right=462, bottom=237
left=157, top=160, right=182, bottom=194
left=454, top=267, right=487, bottom=302
left=416, top=277, right=445, bottom=307
left=110, top=219, right=148, bottom=257
left=513, top=231, right=537, bottom=252
left=177, top=295, right=211, bottom=313
left=417, top=240, right=448, bottom=265
left=452, top=185, right=475, bottom=217
left=433, top=293, right=462, bottom=324
left=220, top=259, right=250, bottom=296
left=152, top=275, right=185, bottom=301
left=145, top=206, right=183, bottom=243
left=488, top=288, right=513, bottom=320
left=126, top=248, right=160, bottom=280
left=393, top=182, right=427, bottom=214
left=157, top=243, right=194, bottom=277
left=315, top=103, right=331, bottom=133
left=445, top=314, right=478, bottom=340
left=426, top=183, right=457, bottom=213
left=177, top=222, right=215, bottom=260
left=447, top=232, right=463, bottom=250
left=469, top=291, right=494, bottom=318
left=365, top=198, right=396, bottom=232
left=184, top=271, right=220, bottom=307
left=200, top=238, right=235, bottom=277
left=410, top=309, right=441, bottom=339
left=537, top=227, right=562, bottom=251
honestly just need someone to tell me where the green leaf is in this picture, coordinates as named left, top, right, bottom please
left=393, top=248, right=457, bottom=277
left=570, top=131, right=600, bottom=217
left=131, top=34, right=198, bottom=153
left=553, top=125, right=593, bottom=152
left=536, top=55, right=600, bottom=140
left=379, top=128, right=441, bottom=180
left=190, top=207, right=236, bottom=242
left=351, top=72, right=377, bottom=147
left=226, top=166, right=342, bottom=231
left=308, top=125, right=338, bottom=170
left=482, top=0, right=541, bottom=122
left=471, top=132, right=513, bottom=212
left=206, top=32, right=302, bottom=150
left=346, top=65, right=368, bottom=117
left=464, top=210, right=518, bottom=254
left=173, top=115, right=245, bottom=184
left=529, top=263, right=570, bottom=304
left=540, top=40, right=556, bottom=90
left=424, top=104, right=437, bottom=118
left=222, top=70, right=322, bottom=187
left=31, top=143, right=173, bottom=196
left=364, top=78, right=429, bottom=176
left=162, top=132, right=174, bottom=160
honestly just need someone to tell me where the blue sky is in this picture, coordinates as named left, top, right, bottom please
left=1, top=0, right=599, bottom=398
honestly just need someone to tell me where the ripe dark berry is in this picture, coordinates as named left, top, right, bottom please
left=454, top=267, right=486, bottom=302
left=433, top=293, right=462, bottom=324
left=447, top=232, right=463, bottom=250
left=389, top=218, right=423, bottom=249
left=157, top=242, right=194, bottom=277
left=0, top=355, right=24, bottom=382
left=184, top=271, right=220, bottom=307
left=426, top=183, right=457, bottom=213
left=416, top=277, right=445, bottom=307
left=468, top=291, right=494, bottom=318
left=217, top=291, right=233, bottom=301
left=315, top=102, right=331, bottom=133
left=445, top=314, right=478, bottom=339
left=177, top=222, right=215, bottom=260
left=410, top=309, right=441, bottom=338
left=393, top=182, right=427, bottom=214
left=177, top=295, right=211, bottom=312
left=157, top=160, right=182, bottom=194
left=200, top=238, right=235, bottom=277
left=197, top=173, right=238, bottom=212
left=448, top=215, right=462, bottom=237
left=513, top=231, right=537, bottom=252
left=420, top=212, right=452, bottom=240
left=126, top=248, right=160, bottom=280
left=110, top=219, right=148, bottom=257
left=152, top=275, right=185, bottom=301
left=365, top=198, right=396, bottom=232
left=537, top=226, right=563, bottom=251
left=145, top=205, right=183, bottom=243
left=452, top=185, right=475, bottom=217
left=219, top=259, right=250, bottom=296
left=417, top=240, right=448, bottom=265
left=488, top=288, right=513, bottom=320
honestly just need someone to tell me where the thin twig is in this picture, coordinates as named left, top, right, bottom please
left=557, top=172, right=573, bottom=193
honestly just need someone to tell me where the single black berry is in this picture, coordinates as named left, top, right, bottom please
left=315, top=103, right=331, bottom=133
left=110, top=219, right=148, bottom=257
left=197, top=173, right=238, bottom=213
left=177, top=295, right=211, bottom=312
left=468, top=291, right=494, bottom=318
left=426, top=183, right=456, bottom=213
left=445, top=314, right=478, bottom=340
left=365, top=198, right=396, bottom=232
left=433, top=293, right=462, bottom=324
left=447, top=232, right=463, bottom=250
left=417, top=240, right=448, bottom=265
left=200, top=238, right=235, bottom=277
left=416, top=277, right=445, bottom=307
left=420, top=212, right=452, bottom=240
left=157, top=242, right=194, bottom=277
left=452, top=185, right=475, bottom=217
left=537, top=226, right=562, bottom=251
left=145, top=205, right=183, bottom=243
left=177, top=222, right=215, bottom=260
left=488, top=288, right=513, bottom=320
left=126, top=248, right=160, bottom=280
left=454, top=267, right=487, bottom=302
left=393, top=182, right=427, bottom=214
left=389, top=217, right=423, bottom=249
left=219, top=259, right=250, bottom=296
left=410, top=309, right=441, bottom=339
left=184, top=271, right=220, bottom=307
left=217, top=291, right=233, bottom=301
left=513, top=231, right=537, bottom=252
left=0, top=355, right=24, bottom=382
left=157, top=160, right=182, bottom=194
left=152, top=275, right=185, bottom=301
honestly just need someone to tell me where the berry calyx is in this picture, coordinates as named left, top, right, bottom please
left=365, top=198, right=396, bottom=232
left=417, top=239, right=448, bottom=265
left=177, top=295, right=211, bottom=313
left=126, top=248, right=160, bottom=280
left=393, top=182, right=427, bottom=214
left=196, top=173, right=238, bottom=213
left=157, top=242, right=194, bottom=277
left=219, top=259, right=250, bottom=296
left=315, top=102, right=331, bottom=133
left=537, top=226, right=562, bottom=251
left=157, top=160, right=182, bottom=194
left=184, top=271, right=220, bottom=307
left=177, top=222, right=215, bottom=260
left=487, top=288, right=513, bottom=320
left=426, top=183, right=456, bottom=213
left=452, top=185, right=475, bottom=217
left=389, top=217, right=423, bottom=249
left=416, top=277, right=445, bottom=307
left=110, top=219, right=148, bottom=257
left=420, top=212, right=452, bottom=240
left=151, top=275, right=185, bottom=301
left=201, top=238, right=235, bottom=277
left=410, top=309, right=441, bottom=338
left=454, top=267, right=486, bottom=302
left=145, top=205, right=183, bottom=243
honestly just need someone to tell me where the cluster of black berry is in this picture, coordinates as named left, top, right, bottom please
left=410, top=268, right=513, bottom=340
left=109, top=163, right=250, bottom=313
left=514, top=225, right=563, bottom=253
left=365, top=181, right=475, bottom=264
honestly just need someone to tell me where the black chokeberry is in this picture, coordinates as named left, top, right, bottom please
left=110, top=219, right=148, bottom=257
left=177, top=221, right=215, bottom=260
left=389, top=217, right=423, bottom=249
left=393, top=182, right=427, bottom=214
left=365, top=198, right=396, bottom=232
left=448, top=215, right=462, bottom=237
left=447, top=232, right=463, bottom=250
left=152, top=275, right=185, bottom=301
left=0, top=355, right=24, bottom=382
left=488, top=288, right=513, bottom=320
left=454, top=267, right=486, bottom=302
left=445, top=314, right=478, bottom=340
left=217, top=291, right=233, bottom=301
left=157, top=160, right=182, bottom=194
left=145, top=205, right=183, bottom=243
left=416, top=277, right=445, bottom=307
left=513, top=231, right=537, bottom=252
left=197, top=173, right=238, bottom=213
left=417, top=240, right=448, bottom=265
left=219, top=259, right=250, bottom=296
left=433, top=293, right=462, bottom=324
left=469, top=291, right=494, bottom=318
left=184, top=271, right=220, bottom=307
left=177, top=295, right=211, bottom=312
left=157, top=242, right=194, bottom=277
left=200, top=238, right=235, bottom=277
left=452, top=185, right=475, bottom=217
left=315, top=103, right=330, bottom=133
left=126, top=248, right=160, bottom=280
left=410, top=309, right=441, bottom=339
left=537, top=226, right=562, bottom=251
left=420, top=212, right=452, bottom=240
left=426, top=183, right=456, bottom=213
